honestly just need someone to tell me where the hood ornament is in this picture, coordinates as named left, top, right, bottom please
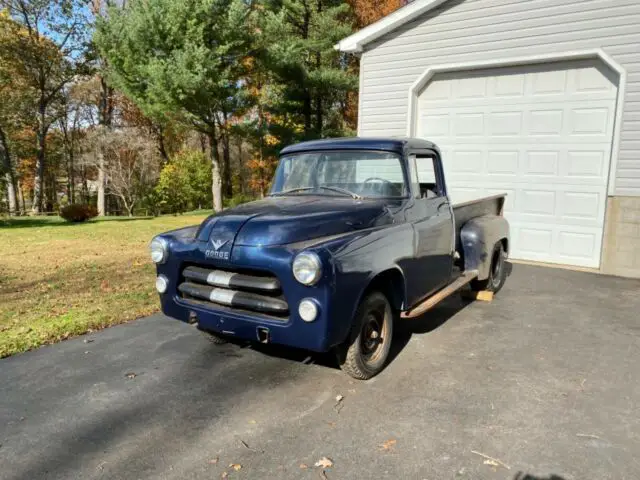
left=210, top=239, right=228, bottom=251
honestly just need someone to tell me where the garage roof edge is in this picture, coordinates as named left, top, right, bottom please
left=335, top=0, right=451, bottom=53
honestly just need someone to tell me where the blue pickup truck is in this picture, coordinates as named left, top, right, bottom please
left=151, top=137, right=509, bottom=379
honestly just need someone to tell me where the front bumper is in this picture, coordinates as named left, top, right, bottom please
left=156, top=239, right=342, bottom=352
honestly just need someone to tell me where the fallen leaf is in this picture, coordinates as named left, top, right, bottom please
left=229, top=463, right=242, bottom=471
left=335, top=394, right=343, bottom=403
left=248, top=419, right=257, bottom=424
left=208, top=457, right=219, bottom=465
left=300, top=464, right=308, bottom=469
left=83, top=339, right=94, bottom=344
left=125, top=372, right=136, bottom=379
left=327, top=422, right=336, bottom=428
left=314, top=457, right=333, bottom=469
left=221, top=472, right=228, bottom=479
left=484, top=459, right=499, bottom=468
left=380, top=439, right=397, bottom=451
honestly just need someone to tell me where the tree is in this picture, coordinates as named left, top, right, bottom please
left=0, top=10, right=36, bottom=215
left=259, top=0, right=358, bottom=140
left=1, top=0, right=91, bottom=214
left=343, top=0, right=407, bottom=129
left=347, top=0, right=407, bottom=28
left=88, top=128, right=159, bottom=216
left=95, top=0, right=253, bottom=212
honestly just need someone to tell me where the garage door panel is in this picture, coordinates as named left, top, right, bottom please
left=419, top=90, right=616, bottom=110
left=564, top=150, right=607, bottom=179
left=487, top=151, right=519, bottom=175
left=418, top=59, right=617, bottom=268
left=510, top=223, right=603, bottom=267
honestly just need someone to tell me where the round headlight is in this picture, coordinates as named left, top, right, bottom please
left=292, top=251, right=322, bottom=286
left=155, top=275, right=169, bottom=294
left=150, top=237, right=169, bottom=264
left=298, top=299, right=318, bottom=322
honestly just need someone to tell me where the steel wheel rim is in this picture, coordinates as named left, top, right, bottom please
left=360, top=306, right=387, bottom=364
left=491, top=248, right=504, bottom=289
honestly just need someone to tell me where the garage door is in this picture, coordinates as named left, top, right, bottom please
left=416, top=59, right=618, bottom=268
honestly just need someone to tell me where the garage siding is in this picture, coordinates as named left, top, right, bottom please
left=358, top=0, right=640, bottom=197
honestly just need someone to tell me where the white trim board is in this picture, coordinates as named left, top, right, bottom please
left=335, top=0, right=450, bottom=53
left=405, top=49, right=627, bottom=195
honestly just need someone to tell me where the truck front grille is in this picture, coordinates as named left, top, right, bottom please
left=178, top=266, right=288, bottom=319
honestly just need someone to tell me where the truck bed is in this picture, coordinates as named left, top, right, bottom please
left=453, top=194, right=506, bottom=250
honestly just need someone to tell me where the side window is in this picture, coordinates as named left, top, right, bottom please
left=415, top=155, right=442, bottom=199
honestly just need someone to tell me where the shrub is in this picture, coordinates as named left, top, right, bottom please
left=59, top=204, right=99, bottom=223
left=224, top=193, right=255, bottom=209
left=156, top=150, right=212, bottom=214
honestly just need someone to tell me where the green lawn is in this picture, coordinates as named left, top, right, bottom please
left=0, top=213, right=209, bottom=358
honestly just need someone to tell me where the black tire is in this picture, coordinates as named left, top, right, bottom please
left=199, top=329, right=228, bottom=345
left=471, top=241, right=507, bottom=294
left=337, top=291, right=394, bottom=380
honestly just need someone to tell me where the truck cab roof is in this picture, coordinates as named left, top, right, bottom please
left=280, top=137, right=438, bottom=156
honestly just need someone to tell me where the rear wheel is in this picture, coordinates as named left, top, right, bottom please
left=471, top=241, right=507, bottom=294
left=199, top=329, right=228, bottom=345
left=337, top=291, right=394, bottom=380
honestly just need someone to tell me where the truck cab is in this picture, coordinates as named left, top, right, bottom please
left=151, top=138, right=509, bottom=379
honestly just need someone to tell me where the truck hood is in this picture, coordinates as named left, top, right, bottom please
left=196, top=196, right=398, bottom=248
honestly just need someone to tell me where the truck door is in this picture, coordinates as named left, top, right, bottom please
left=403, top=153, right=454, bottom=307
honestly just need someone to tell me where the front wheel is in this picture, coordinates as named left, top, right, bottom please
left=337, top=291, right=394, bottom=380
left=471, top=241, right=507, bottom=294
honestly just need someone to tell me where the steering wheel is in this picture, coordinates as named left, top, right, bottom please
left=362, top=177, right=393, bottom=195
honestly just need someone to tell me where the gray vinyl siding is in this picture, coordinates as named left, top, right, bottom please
left=358, top=0, right=640, bottom=196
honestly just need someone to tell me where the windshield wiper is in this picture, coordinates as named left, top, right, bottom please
left=271, top=186, right=361, bottom=199
left=316, top=186, right=362, bottom=199
left=270, top=187, right=316, bottom=196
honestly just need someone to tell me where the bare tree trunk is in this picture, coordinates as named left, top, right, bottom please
left=315, top=49, right=322, bottom=136
left=46, top=172, right=56, bottom=212
left=68, top=148, right=75, bottom=204
left=31, top=109, right=47, bottom=214
left=0, top=126, right=18, bottom=215
left=97, top=76, right=113, bottom=216
left=199, top=133, right=207, bottom=154
left=97, top=148, right=106, bottom=215
left=155, top=124, right=170, bottom=164
left=18, top=180, right=26, bottom=214
left=208, top=128, right=223, bottom=212
left=124, top=200, right=134, bottom=217
left=222, top=129, right=232, bottom=199
left=237, top=139, right=245, bottom=195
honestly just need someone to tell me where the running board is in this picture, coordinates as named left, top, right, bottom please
left=401, top=270, right=479, bottom=319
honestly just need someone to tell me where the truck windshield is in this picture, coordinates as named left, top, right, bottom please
left=270, top=151, right=407, bottom=198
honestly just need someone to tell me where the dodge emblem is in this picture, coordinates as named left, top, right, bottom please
left=210, top=239, right=228, bottom=251
left=206, top=238, right=230, bottom=260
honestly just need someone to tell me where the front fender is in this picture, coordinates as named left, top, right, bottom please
left=460, top=215, right=509, bottom=280
left=324, top=224, right=413, bottom=347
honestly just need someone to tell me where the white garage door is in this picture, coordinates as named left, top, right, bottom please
left=416, top=59, right=618, bottom=268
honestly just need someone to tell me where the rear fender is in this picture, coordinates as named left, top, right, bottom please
left=460, top=215, right=509, bottom=280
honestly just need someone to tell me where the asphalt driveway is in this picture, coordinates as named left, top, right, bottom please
left=1, top=264, right=639, bottom=480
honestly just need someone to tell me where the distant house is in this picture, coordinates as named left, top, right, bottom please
left=337, top=0, right=640, bottom=278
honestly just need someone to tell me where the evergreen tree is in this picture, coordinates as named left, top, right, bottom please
left=260, top=0, right=357, bottom=140
left=95, top=0, right=252, bottom=212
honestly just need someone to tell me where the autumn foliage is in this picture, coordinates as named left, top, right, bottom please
left=347, top=0, right=408, bottom=28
